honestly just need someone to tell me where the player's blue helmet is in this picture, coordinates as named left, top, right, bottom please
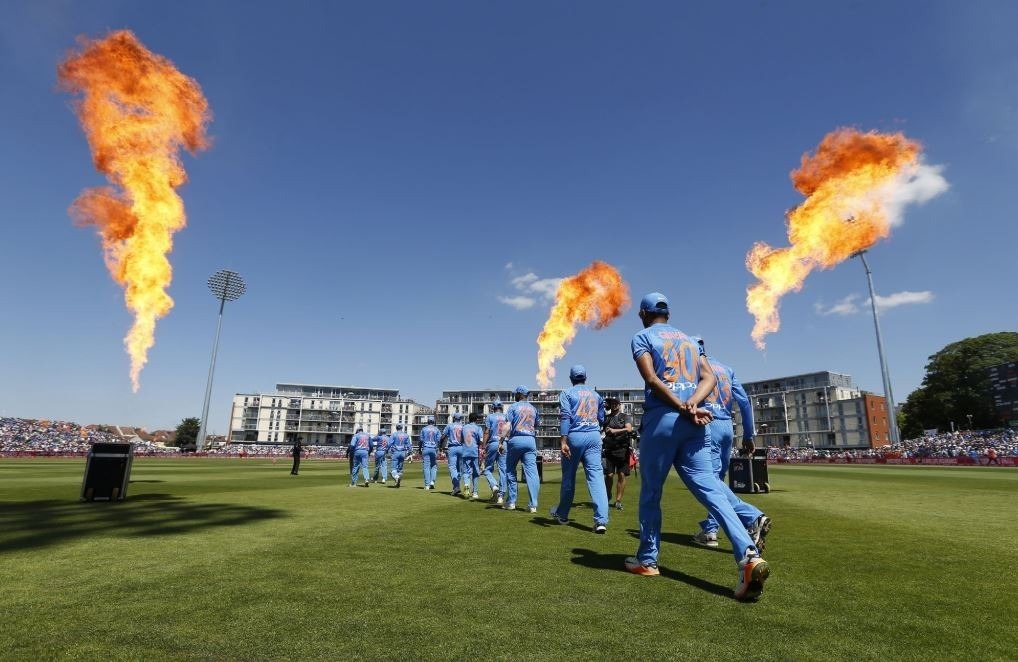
left=515, top=385, right=529, bottom=395
left=639, top=292, right=670, bottom=316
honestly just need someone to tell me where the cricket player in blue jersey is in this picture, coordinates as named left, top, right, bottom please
left=624, top=293, right=770, bottom=601
left=693, top=337, right=771, bottom=550
left=461, top=413, right=484, bottom=500
left=441, top=412, right=467, bottom=495
left=388, top=424, right=412, bottom=488
left=482, top=399, right=508, bottom=504
left=419, top=417, right=441, bottom=490
left=499, top=386, right=541, bottom=513
left=349, top=428, right=372, bottom=488
left=550, top=365, right=610, bottom=533
left=372, top=429, right=390, bottom=484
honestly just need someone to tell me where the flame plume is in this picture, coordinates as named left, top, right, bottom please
left=746, top=128, right=947, bottom=349
left=59, top=30, right=211, bottom=391
left=536, top=261, right=630, bottom=389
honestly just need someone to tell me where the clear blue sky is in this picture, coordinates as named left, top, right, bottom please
left=1, top=1, right=1015, bottom=432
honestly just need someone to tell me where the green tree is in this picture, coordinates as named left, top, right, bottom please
left=901, top=332, right=1018, bottom=435
left=175, top=417, right=200, bottom=449
left=897, top=409, right=921, bottom=441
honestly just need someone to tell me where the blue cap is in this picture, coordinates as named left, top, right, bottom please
left=569, top=365, right=586, bottom=382
left=515, top=385, right=529, bottom=395
left=492, top=399, right=503, bottom=409
left=356, top=428, right=363, bottom=433
left=396, top=424, right=403, bottom=430
left=427, top=417, right=435, bottom=424
left=452, top=412, right=463, bottom=420
left=640, top=292, right=670, bottom=315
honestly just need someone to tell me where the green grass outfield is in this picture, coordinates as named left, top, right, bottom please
left=1, top=459, right=1015, bottom=661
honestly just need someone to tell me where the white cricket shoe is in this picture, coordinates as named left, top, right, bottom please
left=734, top=553, right=770, bottom=601
left=747, top=515, right=772, bottom=554
left=694, top=530, right=719, bottom=548
left=624, top=557, right=660, bottom=576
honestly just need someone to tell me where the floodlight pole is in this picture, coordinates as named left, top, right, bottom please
left=856, top=251, right=900, bottom=446
left=197, top=270, right=245, bottom=451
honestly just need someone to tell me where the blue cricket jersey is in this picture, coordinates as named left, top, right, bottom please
left=485, top=412, right=507, bottom=441
left=704, top=357, right=754, bottom=438
left=462, top=423, right=482, bottom=457
left=374, top=434, right=389, bottom=454
left=559, top=385, right=605, bottom=436
left=350, top=432, right=372, bottom=452
left=419, top=425, right=441, bottom=452
left=390, top=431, right=411, bottom=453
left=631, top=323, right=705, bottom=412
left=506, top=401, right=539, bottom=438
left=442, top=422, right=465, bottom=447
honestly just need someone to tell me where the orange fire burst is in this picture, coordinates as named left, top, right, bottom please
left=58, top=30, right=211, bottom=391
left=536, top=261, right=630, bottom=389
left=746, top=128, right=945, bottom=349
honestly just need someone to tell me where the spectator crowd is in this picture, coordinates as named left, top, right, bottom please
left=0, top=417, right=179, bottom=456
left=3, top=415, right=1014, bottom=465
left=208, top=443, right=349, bottom=459
left=766, top=428, right=1017, bottom=462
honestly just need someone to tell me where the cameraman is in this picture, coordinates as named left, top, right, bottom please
left=602, top=397, right=633, bottom=510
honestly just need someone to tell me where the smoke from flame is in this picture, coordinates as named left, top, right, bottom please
left=536, top=261, right=630, bottom=389
left=58, top=30, right=211, bottom=391
left=746, top=128, right=947, bottom=349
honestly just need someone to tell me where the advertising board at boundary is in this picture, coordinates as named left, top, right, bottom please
left=773, top=457, right=1018, bottom=467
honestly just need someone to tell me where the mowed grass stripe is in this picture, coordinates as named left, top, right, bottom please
left=1, top=460, right=1015, bottom=661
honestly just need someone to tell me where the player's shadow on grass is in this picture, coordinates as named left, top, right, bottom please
left=530, top=516, right=594, bottom=533
left=625, top=528, right=729, bottom=555
left=0, top=493, right=286, bottom=553
left=569, top=548, right=730, bottom=598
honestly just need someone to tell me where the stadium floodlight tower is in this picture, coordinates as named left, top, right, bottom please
left=854, top=251, right=900, bottom=446
left=197, top=269, right=246, bottom=451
